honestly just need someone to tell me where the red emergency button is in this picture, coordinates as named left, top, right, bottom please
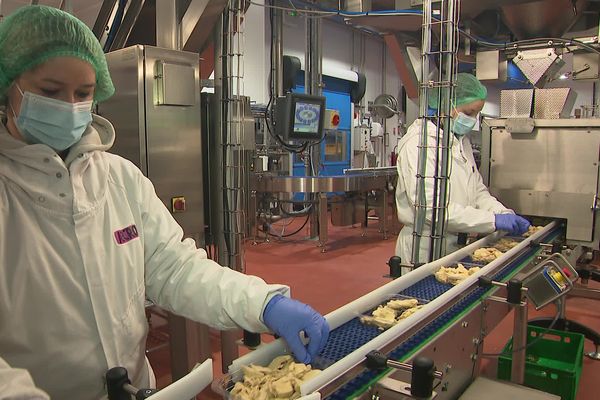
left=332, top=114, right=340, bottom=127
left=171, top=196, right=186, bottom=213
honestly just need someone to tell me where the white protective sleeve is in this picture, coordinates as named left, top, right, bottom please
left=138, top=173, right=290, bottom=333
left=398, top=133, right=496, bottom=234
left=472, top=170, right=514, bottom=215
left=0, top=358, right=49, bottom=400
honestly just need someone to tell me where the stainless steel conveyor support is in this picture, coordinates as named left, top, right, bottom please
left=219, top=222, right=560, bottom=400
left=250, top=168, right=398, bottom=250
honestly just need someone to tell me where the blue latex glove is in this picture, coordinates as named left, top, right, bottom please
left=263, top=295, right=330, bottom=364
left=494, top=214, right=531, bottom=236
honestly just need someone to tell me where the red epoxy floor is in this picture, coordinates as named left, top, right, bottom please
left=147, top=222, right=600, bottom=399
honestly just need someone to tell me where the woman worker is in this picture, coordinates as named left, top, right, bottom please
left=0, top=5, right=328, bottom=399
left=395, top=73, right=530, bottom=266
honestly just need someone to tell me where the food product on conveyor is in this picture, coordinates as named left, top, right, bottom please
left=471, top=247, right=503, bottom=263
left=523, top=225, right=543, bottom=237
left=434, top=263, right=480, bottom=285
left=230, top=355, right=321, bottom=400
left=494, top=238, right=519, bottom=252
left=360, top=298, right=422, bottom=330
left=387, top=298, right=419, bottom=310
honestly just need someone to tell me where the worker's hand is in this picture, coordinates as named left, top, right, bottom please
left=494, top=214, right=531, bottom=236
left=262, top=295, right=330, bottom=364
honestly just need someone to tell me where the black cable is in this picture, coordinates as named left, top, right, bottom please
left=279, top=203, right=312, bottom=217
left=258, top=214, right=311, bottom=238
left=265, top=113, right=309, bottom=153
left=462, top=32, right=600, bottom=56
left=479, top=306, right=561, bottom=358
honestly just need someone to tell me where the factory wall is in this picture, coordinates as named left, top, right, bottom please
left=242, top=1, right=404, bottom=166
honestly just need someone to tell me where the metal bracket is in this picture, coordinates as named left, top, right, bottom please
left=505, top=118, right=535, bottom=134
left=371, top=377, right=438, bottom=400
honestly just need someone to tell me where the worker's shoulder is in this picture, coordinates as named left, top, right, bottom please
left=397, top=127, right=421, bottom=151
left=103, top=152, right=146, bottom=188
left=399, top=120, right=439, bottom=150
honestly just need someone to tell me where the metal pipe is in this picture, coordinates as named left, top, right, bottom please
left=156, top=0, right=180, bottom=50
left=213, top=0, right=248, bottom=371
left=109, top=0, right=145, bottom=51
left=410, top=0, right=433, bottom=265
left=429, top=0, right=458, bottom=260
left=305, top=2, right=323, bottom=238
left=92, top=0, right=118, bottom=40
left=269, top=0, right=283, bottom=152
left=511, top=301, right=528, bottom=384
left=410, top=0, right=458, bottom=264
left=59, top=0, right=73, bottom=13
left=272, top=3, right=284, bottom=99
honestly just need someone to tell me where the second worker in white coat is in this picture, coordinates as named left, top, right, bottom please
left=395, top=73, right=530, bottom=266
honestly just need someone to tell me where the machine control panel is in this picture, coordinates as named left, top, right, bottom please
left=523, top=253, right=578, bottom=309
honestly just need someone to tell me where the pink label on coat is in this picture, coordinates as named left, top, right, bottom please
left=114, top=224, right=139, bottom=245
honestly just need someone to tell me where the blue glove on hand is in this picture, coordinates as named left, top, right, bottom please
left=494, top=214, right=531, bottom=236
left=263, top=295, right=330, bottom=364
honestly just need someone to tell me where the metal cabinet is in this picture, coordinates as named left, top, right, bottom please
left=98, top=45, right=209, bottom=380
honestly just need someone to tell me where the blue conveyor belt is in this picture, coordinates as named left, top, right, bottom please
left=322, top=230, right=558, bottom=399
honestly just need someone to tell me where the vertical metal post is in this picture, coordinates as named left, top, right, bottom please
left=429, top=0, right=458, bottom=260
left=382, top=188, right=388, bottom=239
left=305, top=3, right=323, bottom=239
left=511, top=301, right=529, bottom=384
left=271, top=3, right=284, bottom=99
left=269, top=1, right=284, bottom=151
left=411, top=0, right=458, bottom=264
left=305, top=10, right=323, bottom=170
left=318, top=192, right=328, bottom=252
left=213, top=0, right=248, bottom=371
left=156, top=0, right=180, bottom=50
left=168, top=314, right=211, bottom=380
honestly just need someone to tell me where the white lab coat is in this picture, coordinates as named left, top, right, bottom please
left=395, top=119, right=513, bottom=264
left=0, top=115, right=289, bottom=399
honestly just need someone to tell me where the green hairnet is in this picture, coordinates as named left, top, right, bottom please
left=0, top=5, right=114, bottom=102
left=428, top=73, right=487, bottom=110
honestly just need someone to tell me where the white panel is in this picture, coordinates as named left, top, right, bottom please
left=282, top=11, right=305, bottom=65
left=364, top=35, right=383, bottom=106
left=322, top=19, right=352, bottom=72
left=242, top=0, right=268, bottom=103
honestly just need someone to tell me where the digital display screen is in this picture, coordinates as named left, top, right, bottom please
left=293, top=101, right=321, bottom=135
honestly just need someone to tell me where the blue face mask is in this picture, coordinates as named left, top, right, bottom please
left=11, top=85, right=93, bottom=151
left=451, top=112, right=477, bottom=137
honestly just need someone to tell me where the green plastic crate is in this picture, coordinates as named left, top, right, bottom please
left=497, top=325, right=584, bottom=400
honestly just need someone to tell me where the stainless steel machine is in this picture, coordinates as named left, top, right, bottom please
left=481, top=117, right=600, bottom=254
left=97, top=45, right=210, bottom=380
left=480, top=116, right=600, bottom=360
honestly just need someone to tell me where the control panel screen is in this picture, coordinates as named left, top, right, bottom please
left=293, top=101, right=322, bottom=135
